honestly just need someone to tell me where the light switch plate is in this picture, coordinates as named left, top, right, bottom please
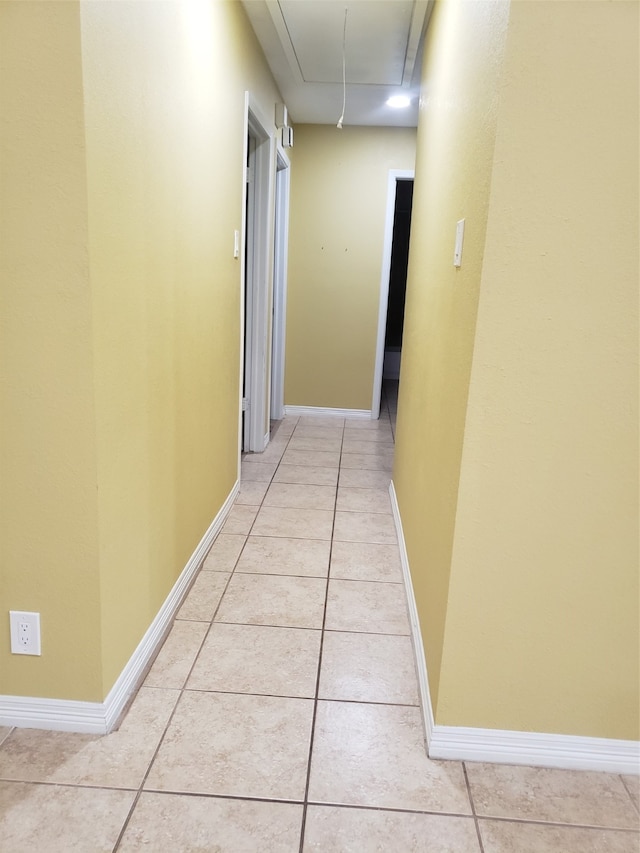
left=454, top=218, right=465, bottom=267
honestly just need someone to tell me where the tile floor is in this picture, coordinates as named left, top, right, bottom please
left=1, top=383, right=639, bottom=851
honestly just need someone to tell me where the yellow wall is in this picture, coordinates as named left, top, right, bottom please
left=438, top=0, right=639, bottom=740
left=286, top=125, right=415, bottom=411
left=0, top=0, right=103, bottom=700
left=393, top=0, right=510, bottom=712
left=395, top=0, right=639, bottom=740
left=1, top=0, right=283, bottom=702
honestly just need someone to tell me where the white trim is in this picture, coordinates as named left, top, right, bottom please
left=243, top=92, right=276, bottom=453
left=372, top=169, right=414, bottom=419
left=270, top=149, right=290, bottom=421
left=0, top=481, right=239, bottom=735
left=389, top=480, right=434, bottom=749
left=389, top=481, right=640, bottom=775
left=430, top=726, right=640, bottom=774
left=238, top=92, right=250, bottom=476
left=284, top=405, right=372, bottom=420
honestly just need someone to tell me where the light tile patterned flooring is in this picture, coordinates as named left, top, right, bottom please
left=1, top=383, right=639, bottom=851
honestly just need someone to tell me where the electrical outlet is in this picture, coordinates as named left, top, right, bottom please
left=9, top=611, right=41, bottom=656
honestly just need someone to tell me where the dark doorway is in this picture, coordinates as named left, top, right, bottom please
left=383, top=179, right=413, bottom=380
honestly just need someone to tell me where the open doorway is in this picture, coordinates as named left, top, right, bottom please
left=270, top=149, right=290, bottom=424
left=242, top=97, right=274, bottom=452
left=372, top=170, right=415, bottom=418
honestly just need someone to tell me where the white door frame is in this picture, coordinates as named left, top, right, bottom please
left=270, top=147, right=291, bottom=421
left=371, top=169, right=415, bottom=418
left=241, top=93, right=276, bottom=452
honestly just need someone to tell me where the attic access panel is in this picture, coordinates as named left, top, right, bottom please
left=279, top=0, right=414, bottom=85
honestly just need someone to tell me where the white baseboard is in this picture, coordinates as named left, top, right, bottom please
left=0, top=480, right=239, bottom=735
left=388, top=481, right=640, bottom=775
left=389, top=481, right=435, bottom=750
left=429, top=726, right=640, bottom=774
left=284, top=405, right=372, bottom=419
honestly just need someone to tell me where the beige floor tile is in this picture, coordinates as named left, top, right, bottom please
left=338, top=467, right=391, bottom=489
left=0, top=687, right=179, bottom=788
left=303, top=807, right=480, bottom=852
left=0, top=782, right=135, bottom=852
left=334, top=510, right=397, bottom=545
left=274, top=417, right=298, bottom=436
left=176, top=571, right=230, bottom=621
left=222, top=504, right=259, bottom=535
left=479, top=819, right=640, bottom=852
left=236, top=535, right=330, bottom=577
left=308, top=701, right=471, bottom=813
left=202, top=533, right=246, bottom=571
left=235, top=481, right=269, bottom=505
left=344, top=419, right=391, bottom=431
left=342, top=437, right=395, bottom=454
left=144, top=620, right=208, bottom=689
left=241, top=459, right=277, bottom=482
left=466, top=763, right=640, bottom=829
left=264, top=482, right=336, bottom=511
left=216, top=573, right=326, bottom=628
left=0, top=728, right=11, bottom=747
left=292, top=426, right=344, bottom=440
left=319, top=632, right=419, bottom=705
left=250, top=442, right=288, bottom=465
left=287, top=435, right=343, bottom=452
left=296, top=416, right=345, bottom=429
left=281, top=448, right=341, bottom=468
left=330, top=541, right=402, bottom=582
left=187, top=623, right=321, bottom=698
left=252, top=506, right=334, bottom=540
left=341, top=452, right=394, bottom=471
left=336, top=486, right=392, bottom=514
left=119, top=792, right=303, bottom=852
left=274, top=464, right=339, bottom=486
left=145, top=691, right=313, bottom=800
left=341, top=426, right=393, bottom=442
left=325, top=579, right=409, bottom=634
left=622, top=774, right=640, bottom=811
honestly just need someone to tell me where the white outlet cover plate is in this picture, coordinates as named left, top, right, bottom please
left=9, top=610, right=41, bottom=655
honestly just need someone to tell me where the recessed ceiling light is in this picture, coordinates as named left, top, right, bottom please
left=386, top=95, right=411, bottom=109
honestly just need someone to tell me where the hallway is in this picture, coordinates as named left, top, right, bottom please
left=0, top=384, right=638, bottom=851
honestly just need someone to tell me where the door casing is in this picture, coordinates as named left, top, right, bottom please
left=372, top=169, right=415, bottom=418
left=240, top=93, right=276, bottom=453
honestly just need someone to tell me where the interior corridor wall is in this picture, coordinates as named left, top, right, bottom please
left=0, top=1, right=103, bottom=701
left=437, top=0, right=639, bottom=740
left=394, top=0, right=639, bottom=741
left=1, top=0, right=283, bottom=703
left=393, top=0, right=510, bottom=714
left=285, top=125, right=416, bottom=411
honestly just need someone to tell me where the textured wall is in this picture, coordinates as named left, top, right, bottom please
left=1, top=0, right=283, bottom=702
left=393, top=0, right=510, bottom=712
left=285, top=125, right=416, bottom=411
left=439, top=0, right=639, bottom=739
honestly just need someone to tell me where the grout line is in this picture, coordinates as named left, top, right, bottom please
left=462, top=762, right=486, bottom=853
left=619, top=773, right=640, bottom=816
left=306, top=800, right=477, bottom=819
left=473, top=813, right=640, bottom=834
left=298, top=419, right=345, bottom=853
left=178, top=687, right=420, bottom=709
left=2, top=774, right=638, bottom=837
left=114, top=427, right=297, bottom=851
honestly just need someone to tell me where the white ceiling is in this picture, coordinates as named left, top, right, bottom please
left=241, top=0, right=433, bottom=128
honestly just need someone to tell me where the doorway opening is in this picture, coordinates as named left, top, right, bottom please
left=242, top=97, right=274, bottom=453
left=270, top=149, right=290, bottom=424
left=372, top=170, right=415, bottom=418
